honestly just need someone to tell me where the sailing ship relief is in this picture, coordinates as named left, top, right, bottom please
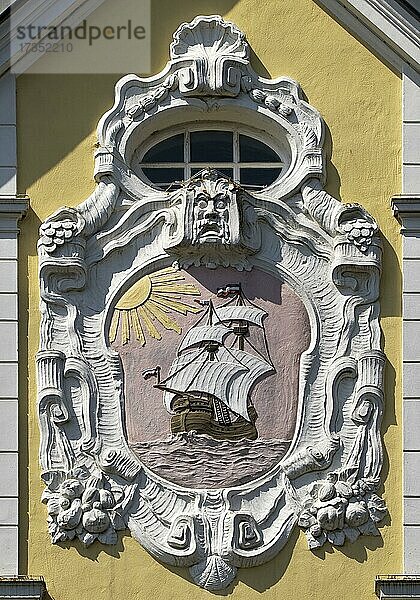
left=111, top=266, right=310, bottom=488
left=149, top=284, right=275, bottom=441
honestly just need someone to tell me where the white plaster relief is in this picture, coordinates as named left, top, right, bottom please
left=37, top=15, right=387, bottom=590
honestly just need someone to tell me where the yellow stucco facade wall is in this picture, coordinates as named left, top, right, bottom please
left=17, top=0, right=402, bottom=598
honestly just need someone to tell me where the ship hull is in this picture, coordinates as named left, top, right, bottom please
left=170, top=393, right=258, bottom=441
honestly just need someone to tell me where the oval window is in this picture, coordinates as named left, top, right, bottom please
left=135, top=126, right=284, bottom=190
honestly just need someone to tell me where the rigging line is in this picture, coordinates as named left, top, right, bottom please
left=221, top=343, right=252, bottom=371
left=239, top=288, right=268, bottom=313
left=188, top=301, right=210, bottom=328
left=220, top=287, right=252, bottom=308
left=229, top=336, right=237, bottom=349
left=158, top=346, right=208, bottom=386
left=242, top=335, right=274, bottom=367
left=212, top=294, right=238, bottom=324
left=213, top=298, right=235, bottom=329
left=206, top=307, right=234, bottom=330
left=261, top=326, right=275, bottom=368
left=175, top=305, right=219, bottom=357
left=214, top=294, right=268, bottom=327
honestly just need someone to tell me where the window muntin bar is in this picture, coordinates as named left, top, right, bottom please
left=135, top=125, right=286, bottom=190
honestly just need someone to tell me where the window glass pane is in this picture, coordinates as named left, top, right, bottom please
left=240, top=167, right=281, bottom=187
left=190, top=131, right=233, bottom=162
left=142, top=134, right=184, bottom=163
left=239, top=135, right=280, bottom=163
left=142, top=167, right=184, bottom=186
left=191, top=167, right=233, bottom=179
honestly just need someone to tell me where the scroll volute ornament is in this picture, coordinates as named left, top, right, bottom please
left=37, top=14, right=387, bottom=592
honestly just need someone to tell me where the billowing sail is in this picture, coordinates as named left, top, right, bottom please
left=160, top=346, right=274, bottom=420
left=214, top=305, right=267, bottom=328
left=178, top=324, right=233, bottom=354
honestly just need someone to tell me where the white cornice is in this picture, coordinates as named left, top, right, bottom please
left=0, top=195, right=29, bottom=233
left=318, top=0, right=419, bottom=71
left=376, top=575, right=420, bottom=599
left=0, top=195, right=28, bottom=217
left=392, top=194, right=420, bottom=232
left=0, top=0, right=103, bottom=75
left=0, top=578, right=47, bottom=600
left=345, top=0, right=419, bottom=67
left=0, top=0, right=418, bottom=75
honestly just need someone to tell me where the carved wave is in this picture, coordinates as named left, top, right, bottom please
left=130, top=432, right=290, bottom=488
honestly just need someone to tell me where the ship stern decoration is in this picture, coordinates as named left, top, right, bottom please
left=37, top=15, right=386, bottom=591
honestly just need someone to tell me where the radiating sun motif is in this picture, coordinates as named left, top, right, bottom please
left=109, top=267, right=202, bottom=346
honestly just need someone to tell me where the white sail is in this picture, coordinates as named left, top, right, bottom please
left=178, top=324, right=233, bottom=354
left=161, top=346, right=274, bottom=421
left=214, top=305, right=267, bottom=328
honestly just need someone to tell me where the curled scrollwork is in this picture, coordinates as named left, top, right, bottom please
left=37, top=14, right=388, bottom=592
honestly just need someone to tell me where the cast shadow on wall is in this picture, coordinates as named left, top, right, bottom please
left=17, top=0, right=241, bottom=192
left=18, top=207, right=42, bottom=574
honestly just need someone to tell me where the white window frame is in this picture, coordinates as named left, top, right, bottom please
left=132, top=121, right=287, bottom=190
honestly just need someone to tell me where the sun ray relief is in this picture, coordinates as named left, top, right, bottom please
left=109, top=267, right=202, bottom=346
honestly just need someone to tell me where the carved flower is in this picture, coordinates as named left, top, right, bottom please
left=57, top=498, right=83, bottom=530
left=317, top=482, right=336, bottom=502
left=249, top=88, right=266, bottom=103
left=278, top=104, right=293, bottom=117
left=297, top=510, right=315, bottom=529
left=126, top=102, right=144, bottom=119
left=248, top=88, right=293, bottom=117
left=60, top=478, right=84, bottom=501
left=316, top=499, right=346, bottom=531
left=367, top=493, right=387, bottom=522
left=264, top=95, right=280, bottom=110
left=82, top=508, right=110, bottom=534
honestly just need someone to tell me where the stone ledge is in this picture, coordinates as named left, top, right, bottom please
left=0, top=197, right=28, bottom=220
left=376, top=575, right=420, bottom=598
left=0, top=578, right=46, bottom=600
left=393, top=195, right=420, bottom=232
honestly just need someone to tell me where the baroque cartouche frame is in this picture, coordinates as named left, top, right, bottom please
left=37, top=15, right=387, bottom=591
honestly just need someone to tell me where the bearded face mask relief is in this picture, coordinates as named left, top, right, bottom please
left=192, top=192, right=231, bottom=245
left=186, top=170, right=238, bottom=249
